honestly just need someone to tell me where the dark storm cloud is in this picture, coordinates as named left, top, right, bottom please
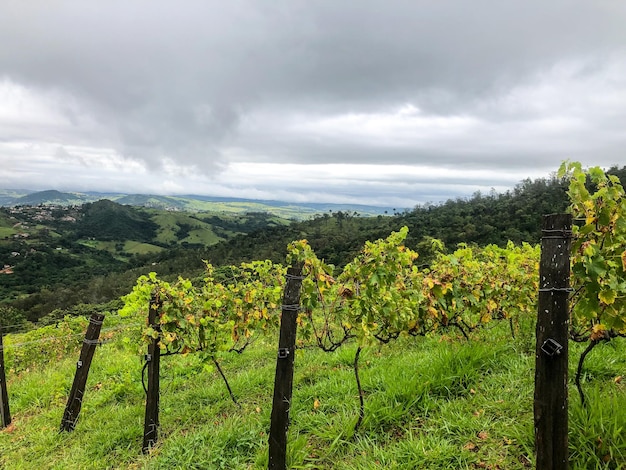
left=1, top=0, right=625, bottom=201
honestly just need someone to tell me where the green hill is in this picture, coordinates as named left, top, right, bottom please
left=115, top=194, right=188, bottom=210
left=12, top=189, right=91, bottom=206
left=75, top=200, right=159, bottom=242
left=150, top=211, right=223, bottom=245
left=0, top=201, right=294, bottom=321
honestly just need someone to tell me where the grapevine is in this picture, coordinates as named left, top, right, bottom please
left=288, top=227, right=540, bottom=431
left=123, top=224, right=543, bottom=432
left=424, top=241, right=539, bottom=338
left=558, top=161, right=626, bottom=404
left=120, top=261, right=286, bottom=401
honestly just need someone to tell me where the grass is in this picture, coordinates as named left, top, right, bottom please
left=0, top=318, right=624, bottom=469
left=149, top=212, right=222, bottom=246
left=79, top=240, right=165, bottom=257
left=0, top=227, right=16, bottom=238
left=123, top=241, right=164, bottom=256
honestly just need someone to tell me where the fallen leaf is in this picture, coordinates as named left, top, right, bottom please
left=478, top=431, right=489, bottom=440
left=313, top=399, right=320, bottom=410
left=463, top=441, right=477, bottom=451
left=2, top=423, right=16, bottom=433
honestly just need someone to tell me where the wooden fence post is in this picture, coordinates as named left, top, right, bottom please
left=142, top=293, right=162, bottom=454
left=0, top=331, right=11, bottom=428
left=60, top=313, right=106, bottom=432
left=534, top=213, right=572, bottom=470
left=268, top=263, right=304, bottom=470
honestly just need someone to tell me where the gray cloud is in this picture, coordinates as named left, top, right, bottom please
left=1, top=1, right=625, bottom=204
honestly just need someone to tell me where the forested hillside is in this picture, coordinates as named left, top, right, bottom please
left=0, top=201, right=289, bottom=323
left=202, top=168, right=625, bottom=268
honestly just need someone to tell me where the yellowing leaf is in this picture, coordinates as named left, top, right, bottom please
left=313, top=399, right=320, bottom=410
left=599, top=289, right=617, bottom=305
left=622, top=250, right=626, bottom=271
left=591, top=324, right=608, bottom=341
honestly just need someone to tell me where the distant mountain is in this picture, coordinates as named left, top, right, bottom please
left=0, top=189, right=398, bottom=218
left=10, top=190, right=95, bottom=206
left=0, top=189, right=33, bottom=205
left=114, top=194, right=187, bottom=210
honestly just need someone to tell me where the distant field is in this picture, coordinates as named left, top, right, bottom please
left=181, top=228, right=222, bottom=245
left=124, top=240, right=164, bottom=255
left=79, top=239, right=164, bottom=255
left=0, top=212, right=16, bottom=238
left=150, top=211, right=223, bottom=245
left=0, top=227, right=16, bottom=238
left=171, top=198, right=322, bottom=219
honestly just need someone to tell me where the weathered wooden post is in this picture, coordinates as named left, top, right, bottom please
left=268, top=264, right=304, bottom=470
left=142, top=293, right=162, bottom=454
left=0, top=331, right=11, bottom=428
left=534, top=213, right=572, bottom=470
left=60, top=313, right=105, bottom=431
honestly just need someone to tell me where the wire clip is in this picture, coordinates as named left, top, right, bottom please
left=541, top=338, right=563, bottom=357
left=278, top=348, right=290, bottom=359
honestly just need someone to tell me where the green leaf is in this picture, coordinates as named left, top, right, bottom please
left=587, top=257, right=607, bottom=278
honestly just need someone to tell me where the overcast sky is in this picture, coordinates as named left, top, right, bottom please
left=1, top=1, right=625, bottom=207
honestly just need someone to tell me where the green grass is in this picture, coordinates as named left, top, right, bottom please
left=123, top=241, right=164, bottom=255
left=79, top=240, right=164, bottom=256
left=165, top=199, right=320, bottom=220
left=0, top=227, right=16, bottom=238
left=150, top=212, right=222, bottom=246
left=0, top=319, right=624, bottom=469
